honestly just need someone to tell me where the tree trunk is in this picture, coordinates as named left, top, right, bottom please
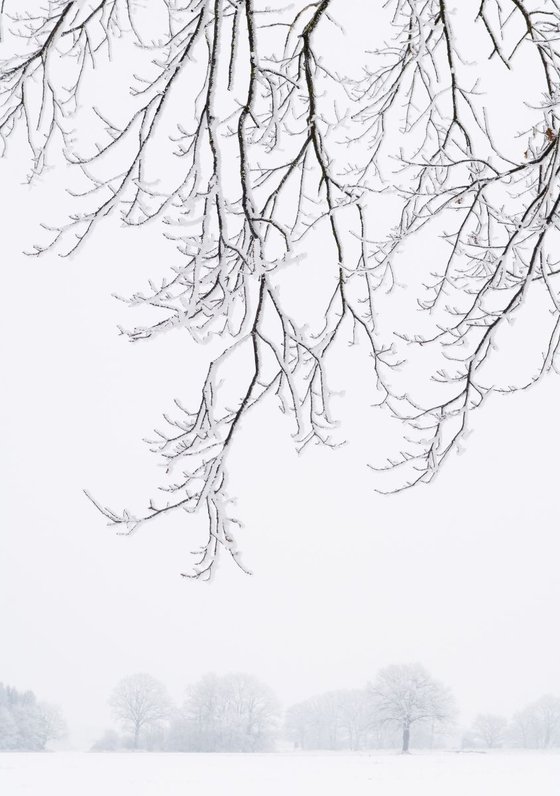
left=402, top=725, right=410, bottom=754
left=134, top=723, right=140, bottom=750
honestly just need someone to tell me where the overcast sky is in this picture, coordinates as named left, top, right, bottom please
left=2, top=183, right=559, bottom=748
left=1, top=3, right=559, bottom=750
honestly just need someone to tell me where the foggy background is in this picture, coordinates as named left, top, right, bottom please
left=0, top=7, right=559, bottom=748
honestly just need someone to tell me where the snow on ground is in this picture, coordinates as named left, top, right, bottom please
left=0, top=751, right=558, bottom=796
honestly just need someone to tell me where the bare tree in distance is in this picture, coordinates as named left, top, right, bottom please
left=35, top=703, right=67, bottom=749
left=1, top=1, right=560, bottom=577
left=470, top=713, right=508, bottom=749
left=171, top=672, right=280, bottom=752
left=510, top=695, right=560, bottom=749
left=285, top=689, right=373, bottom=751
left=369, top=663, right=455, bottom=753
left=109, top=673, right=171, bottom=750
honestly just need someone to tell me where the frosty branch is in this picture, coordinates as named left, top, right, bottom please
left=2, top=0, right=560, bottom=576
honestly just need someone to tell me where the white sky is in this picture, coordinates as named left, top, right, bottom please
left=0, top=2, right=559, bottom=750
left=2, top=167, right=559, bottom=747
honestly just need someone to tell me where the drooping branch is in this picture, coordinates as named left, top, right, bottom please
left=3, top=0, right=560, bottom=575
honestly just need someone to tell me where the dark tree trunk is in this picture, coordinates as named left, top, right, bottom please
left=402, top=726, right=410, bottom=754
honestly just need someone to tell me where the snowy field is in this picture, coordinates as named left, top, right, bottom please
left=0, top=751, right=558, bottom=796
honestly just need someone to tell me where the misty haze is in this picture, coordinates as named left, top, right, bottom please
left=1, top=0, right=559, bottom=794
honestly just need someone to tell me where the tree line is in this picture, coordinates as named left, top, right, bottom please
left=94, top=672, right=280, bottom=753
left=90, top=664, right=560, bottom=754
left=466, top=697, right=560, bottom=750
left=2, top=666, right=559, bottom=753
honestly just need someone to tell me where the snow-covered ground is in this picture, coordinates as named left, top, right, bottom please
left=0, top=751, right=558, bottom=796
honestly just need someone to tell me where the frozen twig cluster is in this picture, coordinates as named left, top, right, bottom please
left=2, top=0, right=560, bottom=576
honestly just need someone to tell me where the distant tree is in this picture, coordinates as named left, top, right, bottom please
left=35, top=703, right=67, bottom=749
left=172, top=672, right=279, bottom=752
left=5, top=692, right=41, bottom=750
left=109, top=673, right=171, bottom=750
left=510, top=696, right=560, bottom=749
left=0, top=683, right=66, bottom=751
left=307, top=692, right=342, bottom=750
left=509, top=708, right=534, bottom=748
left=286, top=689, right=373, bottom=751
left=470, top=713, right=508, bottom=749
left=285, top=701, right=311, bottom=750
left=285, top=693, right=338, bottom=751
left=531, top=696, right=560, bottom=748
left=337, top=690, right=375, bottom=751
left=369, top=664, right=455, bottom=753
